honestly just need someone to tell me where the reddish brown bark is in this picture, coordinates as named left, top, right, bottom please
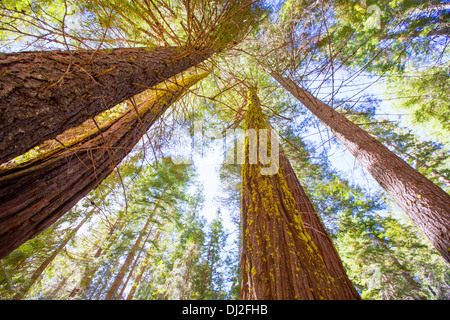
left=240, top=89, right=359, bottom=299
left=0, top=46, right=212, bottom=164
left=279, top=152, right=360, bottom=299
left=272, top=73, right=450, bottom=264
left=0, top=72, right=207, bottom=259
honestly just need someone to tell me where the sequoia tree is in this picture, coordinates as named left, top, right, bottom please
left=0, top=0, right=261, bottom=164
left=271, top=73, right=450, bottom=264
left=0, top=47, right=211, bottom=164
left=240, top=88, right=359, bottom=299
left=0, top=72, right=207, bottom=259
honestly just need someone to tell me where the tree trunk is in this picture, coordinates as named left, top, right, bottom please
left=69, top=211, right=128, bottom=298
left=240, top=89, right=360, bottom=299
left=0, top=72, right=207, bottom=259
left=125, top=230, right=161, bottom=300
left=272, top=73, right=450, bottom=264
left=104, top=207, right=157, bottom=300
left=13, top=210, right=92, bottom=300
left=199, top=237, right=214, bottom=299
left=116, top=221, right=156, bottom=299
left=0, top=46, right=212, bottom=164
left=124, top=251, right=150, bottom=300
left=180, top=245, right=196, bottom=300
left=279, top=150, right=360, bottom=299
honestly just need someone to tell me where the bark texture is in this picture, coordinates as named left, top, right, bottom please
left=272, top=73, right=450, bottom=264
left=279, top=152, right=360, bottom=299
left=0, top=72, right=207, bottom=259
left=240, top=89, right=359, bottom=299
left=0, top=46, right=212, bottom=164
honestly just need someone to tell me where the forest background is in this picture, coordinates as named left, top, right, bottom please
left=0, top=0, right=449, bottom=300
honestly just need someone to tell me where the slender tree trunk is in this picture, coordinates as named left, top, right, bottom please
left=69, top=212, right=128, bottom=298
left=104, top=204, right=159, bottom=300
left=180, top=245, right=196, bottom=300
left=0, top=46, right=212, bottom=164
left=124, top=251, right=150, bottom=300
left=47, top=277, right=68, bottom=300
left=13, top=211, right=92, bottom=300
left=272, top=73, right=450, bottom=264
left=199, top=236, right=214, bottom=299
left=240, top=89, right=359, bottom=299
left=125, top=230, right=161, bottom=300
left=0, top=72, right=207, bottom=259
left=116, top=222, right=156, bottom=299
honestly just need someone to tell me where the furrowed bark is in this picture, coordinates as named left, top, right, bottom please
left=0, top=46, right=212, bottom=164
left=0, top=72, right=208, bottom=259
left=240, top=89, right=359, bottom=299
left=272, top=72, right=450, bottom=265
left=279, top=152, right=360, bottom=299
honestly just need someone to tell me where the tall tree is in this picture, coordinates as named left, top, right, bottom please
left=271, top=73, right=450, bottom=264
left=0, top=72, right=207, bottom=259
left=69, top=209, right=129, bottom=299
left=124, top=230, right=161, bottom=300
left=104, top=205, right=158, bottom=300
left=240, top=88, right=359, bottom=299
left=101, top=156, right=194, bottom=300
left=197, top=212, right=229, bottom=300
left=0, top=47, right=211, bottom=164
left=0, top=0, right=261, bottom=164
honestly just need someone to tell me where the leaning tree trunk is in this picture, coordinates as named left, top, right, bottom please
left=240, top=89, right=360, bottom=299
left=272, top=73, right=450, bottom=264
left=0, top=72, right=208, bottom=259
left=0, top=46, right=212, bottom=164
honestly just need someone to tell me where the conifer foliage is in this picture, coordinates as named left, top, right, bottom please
left=0, top=0, right=449, bottom=300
